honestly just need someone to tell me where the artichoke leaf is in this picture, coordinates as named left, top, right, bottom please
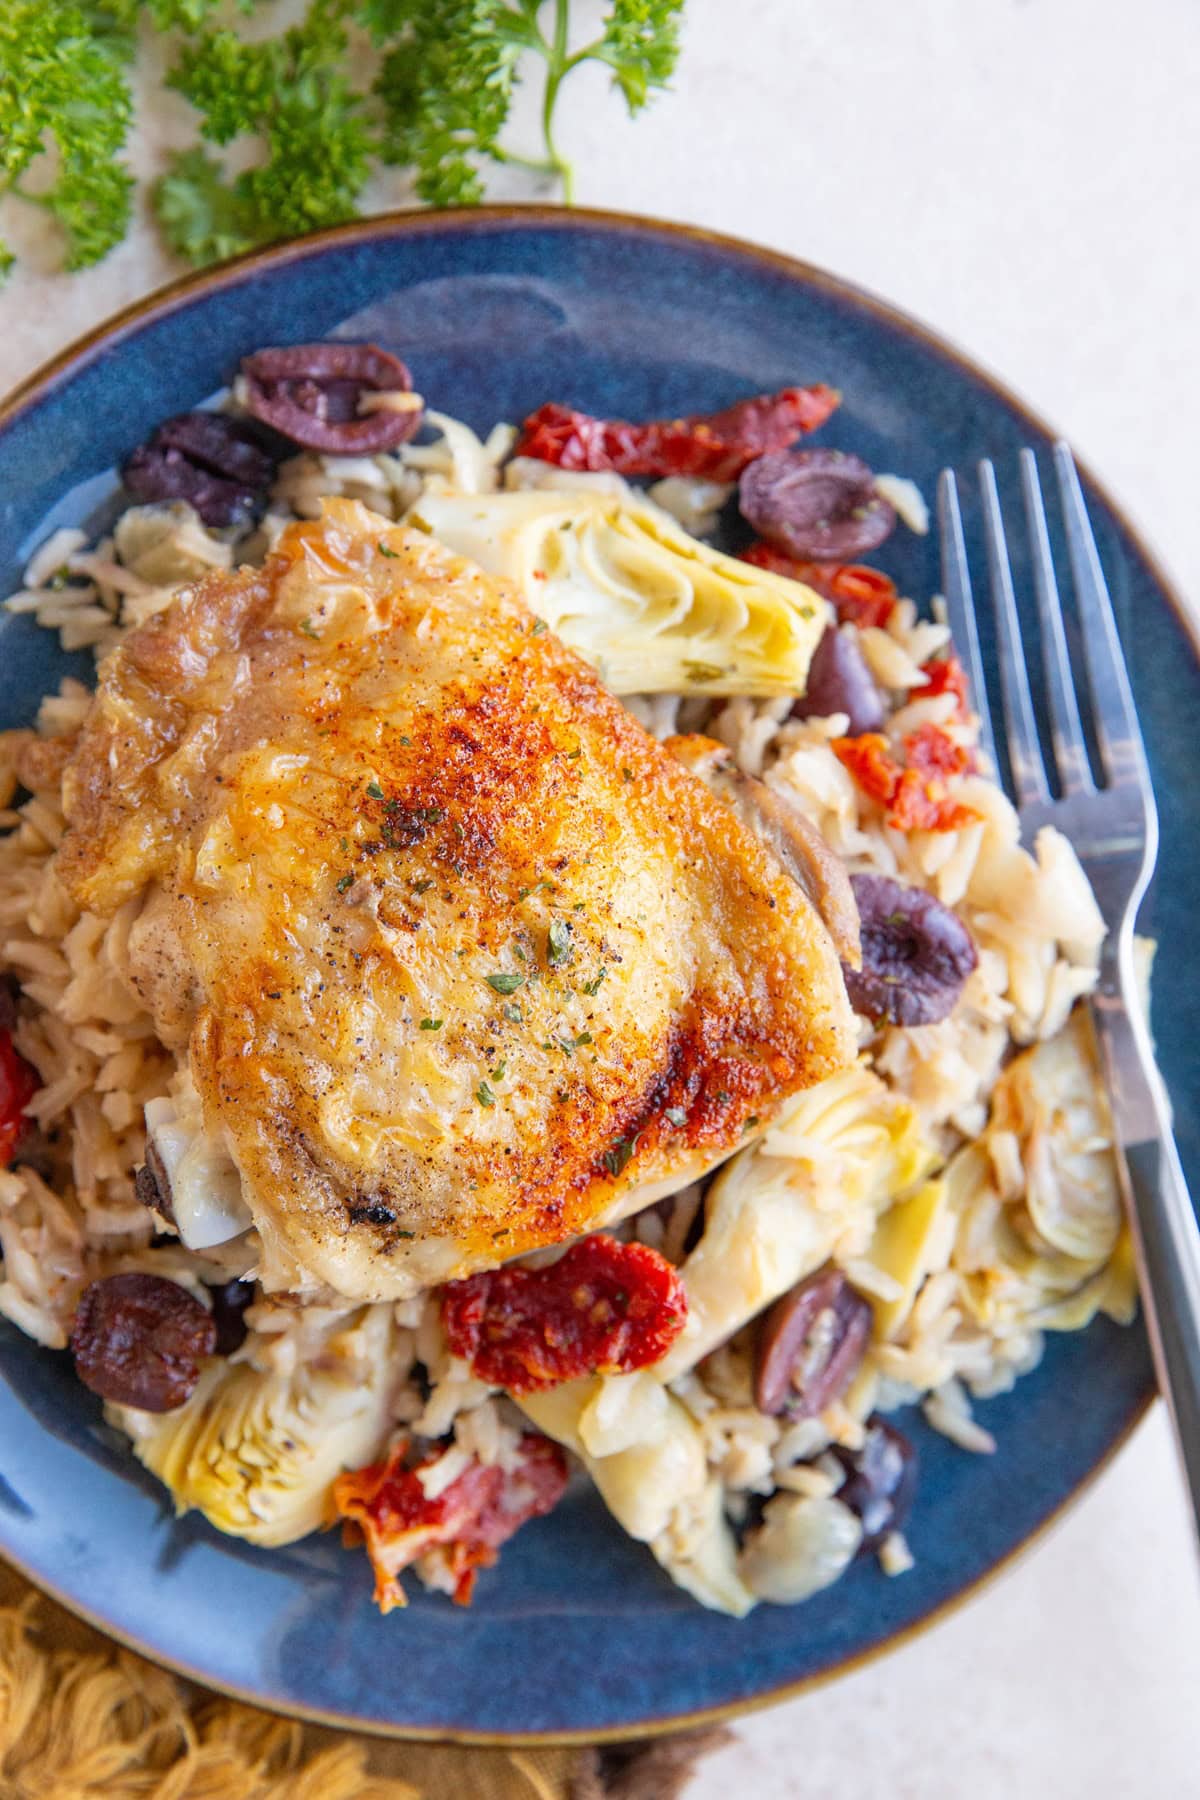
left=518, top=1379, right=707, bottom=1544
left=867, top=1178, right=953, bottom=1341
left=410, top=489, right=829, bottom=696
left=656, top=1061, right=934, bottom=1383
left=1002, top=1011, right=1122, bottom=1265
left=652, top=1477, right=757, bottom=1618
left=113, top=1303, right=399, bottom=1547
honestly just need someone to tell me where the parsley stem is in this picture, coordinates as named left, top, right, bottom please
left=492, top=148, right=561, bottom=180
left=539, top=0, right=577, bottom=204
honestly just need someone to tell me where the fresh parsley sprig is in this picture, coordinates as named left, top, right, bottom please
left=0, top=0, right=686, bottom=279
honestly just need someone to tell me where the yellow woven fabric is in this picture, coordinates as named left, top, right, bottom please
left=0, top=1558, right=579, bottom=1800
left=0, top=1560, right=729, bottom=1800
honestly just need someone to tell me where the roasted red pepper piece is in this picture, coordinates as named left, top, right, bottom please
left=918, top=651, right=971, bottom=722
left=833, top=726, right=978, bottom=833
left=442, top=1235, right=687, bottom=1395
left=334, top=1432, right=568, bottom=1612
left=0, top=1028, right=38, bottom=1167
left=513, top=384, right=840, bottom=481
left=739, top=544, right=898, bottom=629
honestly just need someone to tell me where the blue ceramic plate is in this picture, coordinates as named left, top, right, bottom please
left=0, top=210, right=1192, bottom=1742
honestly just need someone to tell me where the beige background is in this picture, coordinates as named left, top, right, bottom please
left=2, top=1, right=1199, bottom=1793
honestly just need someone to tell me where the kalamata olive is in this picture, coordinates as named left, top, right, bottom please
left=239, top=342, right=423, bottom=453
left=754, top=1266, right=873, bottom=1418
left=739, top=449, right=896, bottom=561
left=792, top=623, right=884, bottom=735
left=844, top=872, right=978, bottom=1027
left=71, top=1271, right=215, bottom=1412
left=831, top=1416, right=918, bottom=1551
left=0, top=974, right=19, bottom=1034
left=206, top=1278, right=255, bottom=1356
left=122, top=412, right=276, bottom=528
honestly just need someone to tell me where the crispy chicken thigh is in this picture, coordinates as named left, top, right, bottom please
left=58, top=500, right=855, bottom=1299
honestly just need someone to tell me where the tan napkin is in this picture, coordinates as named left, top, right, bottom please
left=0, top=1558, right=730, bottom=1799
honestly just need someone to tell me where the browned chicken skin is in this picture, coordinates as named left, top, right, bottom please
left=57, top=500, right=856, bottom=1300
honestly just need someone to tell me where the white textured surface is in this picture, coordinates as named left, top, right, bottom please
left=2, top=0, right=1199, bottom=1791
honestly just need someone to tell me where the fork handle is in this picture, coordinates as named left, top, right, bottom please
left=1093, top=992, right=1200, bottom=1546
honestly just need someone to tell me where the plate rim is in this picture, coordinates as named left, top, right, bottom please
left=0, top=203, right=1181, bottom=1744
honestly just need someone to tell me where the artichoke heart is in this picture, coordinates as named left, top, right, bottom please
left=946, top=1009, right=1132, bottom=1336
left=655, top=1060, right=935, bottom=1382
left=114, top=1303, right=399, bottom=1547
left=410, top=489, right=829, bottom=695
left=997, top=1008, right=1122, bottom=1265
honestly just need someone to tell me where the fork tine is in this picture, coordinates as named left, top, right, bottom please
left=1053, top=443, right=1146, bottom=790
left=978, top=459, right=1049, bottom=808
left=1019, top=449, right=1095, bottom=797
left=936, top=469, right=996, bottom=770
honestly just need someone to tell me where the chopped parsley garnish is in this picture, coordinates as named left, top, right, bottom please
left=743, top=1115, right=761, bottom=1133
left=530, top=618, right=548, bottom=636
left=715, top=1089, right=732, bottom=1104
left=486, top=972, right=525, bottom=995
left=420, top=1017, right=443, bottom=1031
left=547, top=918, right=574, bottom=967
left=567, top=747, right=582, bottom=760
left=581, top=968, right=607, bottom=996
left=411, top=878, right=435, bottom=895
left=502, top=1002, right=523, bottom=1024
left=682, top=660, right=726, bottom=684
left=490, top=1059, right=506, bottom=1080
left=476, top=1080, right=496, bottom=1107
left=335, top=871, right=354, bottom=893
left=398, top=734, right=412, bottom=746
left=664, top=1106, right=688, bottom=1127
left=365, top=780, right=385, bottom=800
left=377, top=540, right=399, bottom=557
left=602, top=1132, right=640, bottom=1178
left=299, top=617, right=320, bottom=639
left=395, top=1228, right=416, bottom=1239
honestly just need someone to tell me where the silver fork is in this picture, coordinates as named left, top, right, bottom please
left=939, top=446, right=1200, bottom=1541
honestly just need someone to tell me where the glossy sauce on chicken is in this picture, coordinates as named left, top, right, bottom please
left=58, top=500, right=855, bottom=1299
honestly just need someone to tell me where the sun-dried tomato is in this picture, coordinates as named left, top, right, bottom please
left=918, top=652, right=970, bottom=722
left=833, top=727, right=978, bottom=833
left=904, top=720, right=972, bottom=781
left=0, top=1028, right=38, bottom=1167
left=739, top=544, right=898, bottom=630
left=831, top=732, right=901, bottom=807
left=513, top=385, right=840, bottom=481
left=334, top=1431, right=568, bottom=1612
left=887, top=774, right=979, bottom=834
left=442, top=1235, right=687, bottom=1395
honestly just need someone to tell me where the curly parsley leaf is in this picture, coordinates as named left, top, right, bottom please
left=155, top=1, right=374, bottom=264
left=0, top=2, right=135, bottom=276
left=595, top=0, right=685, bottom=113
left=1, top=0, right=687, bottom=277
left=370, top=0, right=532, bottom=207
